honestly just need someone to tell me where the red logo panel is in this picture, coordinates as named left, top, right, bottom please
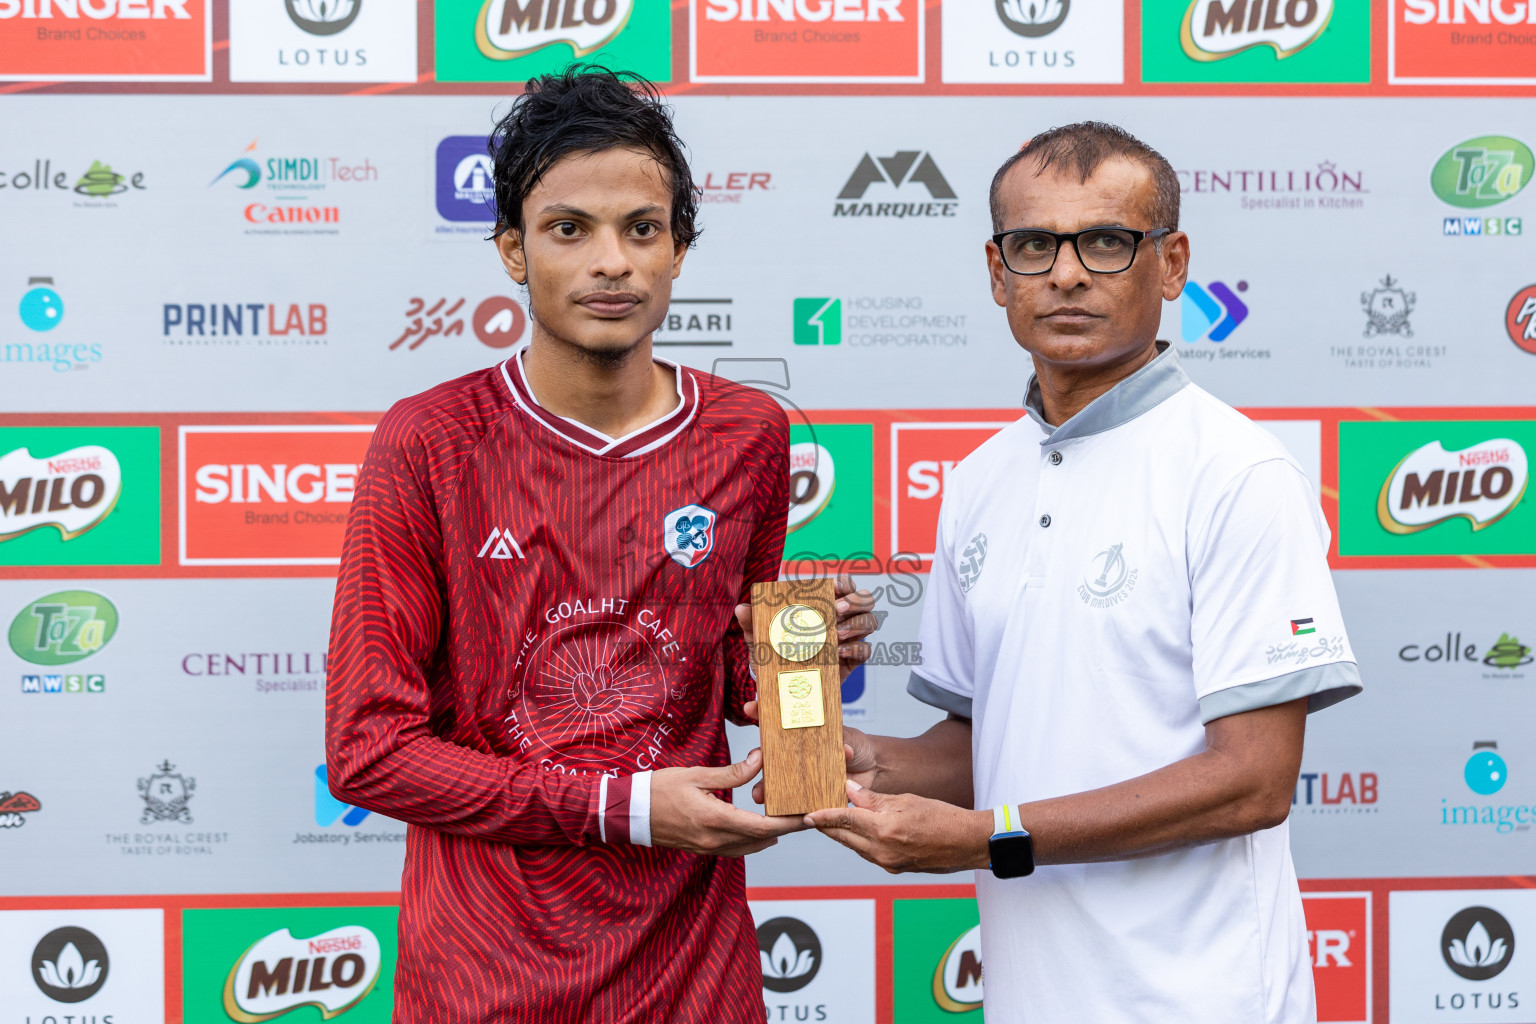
left=891, top=423, right=1007, bottom=558
left=691, top=0, right=922, bottom=82
left=1303, top=893, right=1371, bottom=1023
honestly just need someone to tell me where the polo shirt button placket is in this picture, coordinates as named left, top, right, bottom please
left=1048, top=450, right=1062, bottom=465
left=1039, top=514, right=1051, bottom=528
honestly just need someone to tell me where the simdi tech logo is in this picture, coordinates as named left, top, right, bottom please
left=1141, top=0, right=1368, bottom=82
left=228, top=0, right=419, bottom=83
left=0, top=427, right=160, bottom=567
left=1391, top=0, right=1536, bottom=85
left=0, top=0, right=209, bottom=80
left=692, top=0, right=922, bottom=84
left=209, top=138, right=379, bottom=234
left=942, top=0, right=1125, bottom=85
left=1338, top=420, right=1536, bottom=557
left=435, top=0, right=669, bottom=83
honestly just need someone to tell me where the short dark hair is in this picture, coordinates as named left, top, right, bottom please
left=989, top=121, right=1180, bottom=233
left=489, top=65, right=699, bottom=249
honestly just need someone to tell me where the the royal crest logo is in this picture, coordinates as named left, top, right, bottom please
left=1376, top=438, right=1529, bottom=534
left=0, top=445, right=123, bottom=543
left=665, top=504, right=716, bottom=568
left=1361, top=275, right=1415, bottom=338
left=1078, top=542, right=1138, bottom=607
left=474, top=0, right=634, bottom=60
left=1180, top=0, right=1333, bottom=61
left=957, top=533, right=988, bottom=593
left=137, top=760, right=196, bottom=825
left=224, top=925, right=382, bottom=1022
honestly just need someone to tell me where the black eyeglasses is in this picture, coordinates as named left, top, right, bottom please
left=991, top=226, right=1170, bottom=276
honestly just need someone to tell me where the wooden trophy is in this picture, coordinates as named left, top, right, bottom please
left=750, top=578, right=846, bottom=816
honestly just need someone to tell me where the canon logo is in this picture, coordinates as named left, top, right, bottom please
left=194, top=463, right=357, bottom=504
left=704, top=0, right=903, bottom=20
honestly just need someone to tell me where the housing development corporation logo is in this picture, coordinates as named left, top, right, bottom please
left=1441, top=907, right=1515, bottom=981
left=32, top=926, right=110, bottom=1003
left=757, top=917, right=821, bottom=993
left=793, top=298, right=841, bottom=346
left=1376, top=438, right=1528, bottom=535
left=1508, top=285, right=1536, bottom=355
left=224, top=925, right=383, bottom=1021
left=1180, top=0, right=1333, bottom=60
left=833, top=151, right=957, bottom=218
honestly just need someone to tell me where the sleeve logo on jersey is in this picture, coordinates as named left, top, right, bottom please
left=665, top=504, right=716, bottom=568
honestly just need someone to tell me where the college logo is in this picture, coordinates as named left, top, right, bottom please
left=833, top=151, right=957, bottom=217
left=138, top=760, right=195, bottom=825
left=19, top=276, right=63, bottom=331
left=0, top=158, right=147, bottom=200
left=1180, top=0, right=1333, bottom=60
left=758, top=916, right=820, bottom=993
left=957, top=533, right=987, bottom=593
left=315, top=765, right=371, bottom=827
left=1376, top=438, right=1528, bottom=534
left=933, top=924, right=984, bottom=1013
left=692, top=0, right=921, bottom=83
left=1392, top=0, right=1536, bottom=84
left=1180, top=279, right=1249, bottom=342
left=1397, top=631, right=1532, bottom=670
left=32, top=926, right=109, bottom=1003
left=1079, top=542, right=1138, bottom=607
left=10, top=590, right=118, bottom=666
left=0, top=0, right=209, bottom=80
left=224, top=925, right=382, bottom=1021
left=665, top=504, right=716, bottom=568
left=1, top=789, right=41, bottom=828
left=180, top=425, right=373, bottom=566
left=1441, top=907, right=1514, bottom=981
left=1507, top=285, right=1536, bottom=355
left=0, top=445, right=121, bottom=543
left=436, top=0, right=667, bottom=83
left=1431, top=137, right=1533, bottom=210
left=1361, top=275, right=1415, bottom=338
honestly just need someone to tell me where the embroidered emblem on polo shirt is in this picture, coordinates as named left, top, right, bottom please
left=1078, top=542, right=1138, bottom=608
left=957, top=533, right=988, bottom=593
left=665, top=504, right=717, bottom=568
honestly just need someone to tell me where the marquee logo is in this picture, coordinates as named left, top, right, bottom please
left=1181, top=0, right=1334, bottom=60
left=834, top=150, right=957, bottom=217
left=0, top=445, right=121, bottom=543
left=1431, top=136, right=1533, bottom=209
left=1376, top=438, right=1528, bottom=534
left=475, top=0, right=632, bottom=60
left=9, top=590, right=118, bottom=666
left=932, top=923, right=983, bottom=1013
left=224, top=925, right=382, bottom=1022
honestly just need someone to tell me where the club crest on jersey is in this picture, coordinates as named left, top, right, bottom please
left=476, top=527, right=526, bottom=561
left=665, top=504, right=716, bottom=568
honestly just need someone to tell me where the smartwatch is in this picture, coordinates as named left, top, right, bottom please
left=988, top=804, right=1035, bottom=880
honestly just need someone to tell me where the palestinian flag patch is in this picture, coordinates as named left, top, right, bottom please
left=1291, top=618, right=1316, bottom=636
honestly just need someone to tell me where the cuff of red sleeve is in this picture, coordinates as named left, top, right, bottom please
left=598, top=771, right=653, bottom=847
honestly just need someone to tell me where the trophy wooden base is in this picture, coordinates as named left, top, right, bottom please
left=751, top=579, right=847, bottom=816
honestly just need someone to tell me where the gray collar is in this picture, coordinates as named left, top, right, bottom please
left=1023, top=341, right=1190, bottom=445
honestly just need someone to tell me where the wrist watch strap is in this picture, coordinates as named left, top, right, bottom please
left=993, top=803, right=1020, bottom=835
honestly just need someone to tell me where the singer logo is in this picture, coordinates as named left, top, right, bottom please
left=1302, top=893, right=1370, bottom=1023
left=0, top=445, right=121, bottom=543
left=0, top=0, right=209, bottom=80
left=691, top=0, right=921, bottom=83
left=891, top=423, right=1007, bottom=560
left=179, top=425, right=374, bottom=566
left=223, top=925, right=382, bottom=1021
left=1392, top=0, right=1536, bottom=84
left=1377, top=438, right=1528, bottom=535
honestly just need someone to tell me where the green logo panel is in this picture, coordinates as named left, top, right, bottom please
left=1430, top=136, right=1534, bottom=209
left=433, top=0, right=671, bottom=83
left=9, top=590, right=119, bottom=665
left=793, top=298, right=842, bottom=346
left=893, top=898, right=983, bottom=1022
left=0, top=426, right=160, bottom=567
left=182, top=906, right=399, bottom=1024
left=785, top=423, right=873, bottom=564
left=1338, top=420, right=1536, bottom=557
left=1140, top=0, right=1369, bottom=83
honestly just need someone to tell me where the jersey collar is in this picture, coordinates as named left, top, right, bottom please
left=500, top=347, right=700, bottom=458
left=1023, top=340, right=1189, bottom=446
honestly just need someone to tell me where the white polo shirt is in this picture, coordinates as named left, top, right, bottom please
left=910, top=343, right=1361, bottom=1024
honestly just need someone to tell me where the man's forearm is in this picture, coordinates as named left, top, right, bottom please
left=867, top=715, right=974, bottom=807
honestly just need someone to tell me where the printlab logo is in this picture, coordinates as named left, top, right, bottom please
left=934, top=924, right=984, bottom=1012
left=833, top=151, right=958, bottom=218
left=0, top=445, right=123, bottom=543
left=1078, top=542, right=1137, bottom=607
left=390, top=296, right=527, bottom=350
left=19, top=276, right=63, bottom=332
left=1293, top=770, right=1378, bottom=813
left=666, top=504, right=716, bottom=568
left=1508, top=285, right=1536, bottom=356
left=0, top=789, right=42, bottom=828
left=138, top=760, right=196, bottom=825
left=287, top=0, right=362, bottom=34
left=1376, top=437, right=1528, bottom=535
left=957, top=533, right=988, bottom=593
left=1441, top=906, right=1514, bottom=981
left=998, top=0, right=1068, bottom=36
left=758, top=916, right=821, bottom=993
left=225, top=925, right=382, bottom=1019
left=315, top=764, right=371, bottom=826
left=792, top=298, right=841, bottom=346
left=1181, top=279, right=1249, bottom=342
left=162, top=302, right=330, bottom=347
left=1362, top=275, right=1415, bottom=338
left=32, top=926, right=109, bottom=1003
left=1180, top=0, right=1334, bottom=61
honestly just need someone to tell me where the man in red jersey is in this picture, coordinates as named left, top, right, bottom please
left=325, top=67, right=876, bottom=1023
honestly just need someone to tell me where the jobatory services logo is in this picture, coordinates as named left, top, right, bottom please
left=1142, top=0, right=1367, bottom=82
left=757, top=916, right=821, bottom=993
left=0, top=427, right=160, bottom=567
left=0, top=0, right=209, bottom=80
left=833, top=150, right=957, bottom=218
left=692, top=0, right=921, bottom=83
left=1507, top=285, right=1536, bottom=355
left=162, top=301, right=330, bottom=347
left=315, top=764, right=370, bottom=827
left=391, top=295, right=528, bottom=351
left=1338, top=420, right=1536, bottom=557
left=179, top=425, right=374, bottom=566
left=435, top=0, right=668, bottom=83
left=891, top=422, right=1007, bottom=560
left=228, top=0, right=418, bottom=82
left=1391, top=0, right=1536, bottom=85
left=942, top=0, right=1124, bottom=83
left=784, top=423, right=873, bottom=562
left=1180, top=279, right=1249, bottom=341
left=32, top=926, right=110, bottom=1003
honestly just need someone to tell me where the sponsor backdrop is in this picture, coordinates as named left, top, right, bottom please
left=1, top=3, right=1533, bottom=1022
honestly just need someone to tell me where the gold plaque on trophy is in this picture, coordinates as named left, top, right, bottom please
left=751, top=579, right=846, bottom=815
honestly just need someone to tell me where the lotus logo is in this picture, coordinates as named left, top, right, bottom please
left=0, top=445, right=123, bottom=543
left=286, top=0, right=362, bottom=35
left=9, top=590, right=119, bottom=666
left=1431, top=136, right=1534, bottom=210
left=475, top=0, right=634, bottom=60
left=1441, top=906, right=1515, bottom=981
left=224, top=925, right=382, bottom=1022
left=932, top=923, right=983, bottom=1013
left=787, top=441, right=834, bottom=532
left=997, top=0, right=1068, bottom=37
left=1181, top=0, right=1333, bottom=61
left=32, top=927, right=109, bottom=1003
left=1376, top=438, right=1528, bottom=534
left=757, top=917, right=821, bottom=993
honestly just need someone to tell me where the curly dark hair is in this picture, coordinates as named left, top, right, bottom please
left=488, top=65, right=699, bottom=249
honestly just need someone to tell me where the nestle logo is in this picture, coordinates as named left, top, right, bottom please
left=46, top=456, right=101, bottom=474
left=307, top=935, right=362, bottom=954
left=1459, top=448, right=1510, bottom=467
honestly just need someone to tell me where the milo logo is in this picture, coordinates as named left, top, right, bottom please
left=1377, top=438, right=1529, bottom=535
left=224, top=925, right=382, bottom=1022
left=1431, top=136, right=1534, bottom=209
left=0, top=444, right=122, bottom=543
left=1181, top=0, right=1333, bottom=61
left=8, top=591, right=119, bottom=666
left=932, top=923, right=983, bottom=1013
left=475, top=0, right=633, bottom=60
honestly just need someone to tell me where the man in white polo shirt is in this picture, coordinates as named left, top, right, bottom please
left=803, top=123, right=1362, bottom=1023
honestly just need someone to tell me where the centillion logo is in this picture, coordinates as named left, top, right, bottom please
left=475, top=0, right=633, bottom=59
left=1180, top=0, right=1333, bottom=61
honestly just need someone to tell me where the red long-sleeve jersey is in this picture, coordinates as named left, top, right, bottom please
left=326, top=351, right=789, bottom=1022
